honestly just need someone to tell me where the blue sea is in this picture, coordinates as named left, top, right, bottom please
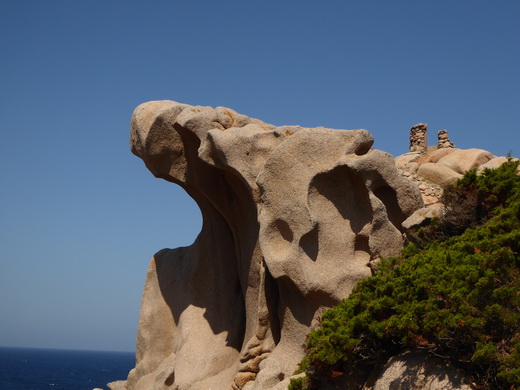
left=0, top=347, right=135, bottom=390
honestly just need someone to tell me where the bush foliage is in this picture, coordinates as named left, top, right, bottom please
left=291, top=160, right=520, bottom=390
left=409, top=157, right=520, bottom=245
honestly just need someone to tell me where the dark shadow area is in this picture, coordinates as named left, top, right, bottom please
left=354, top=234, right=370, bottom=253
left=299, top=224, right=319, bottom=262
left=274, top=218, right=294, bottom=243
left=264, top=261, right=281, bottom=345
left=164, top=370, right=175, bottom=386
left=373, top=186, right=408, bottom=231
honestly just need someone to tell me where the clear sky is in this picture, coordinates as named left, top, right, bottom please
left=1, top=1, right=519, bottom=352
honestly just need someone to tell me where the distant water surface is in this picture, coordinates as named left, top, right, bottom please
left=0, top=347, right=135, bottom=390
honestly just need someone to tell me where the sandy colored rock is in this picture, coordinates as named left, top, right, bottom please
left=402, top=207, right=444, bottom=230
left=394, top=152, right=421, bottom=169
left=478, top=156, right=509, bottom=171
left=248, top=358, right=285, bottom=390
left=416, top=162, right=462, bottom=186
left=477, top=156, right=520, bottom=173
left=365, top=351, right=475, bottom=390
left=107, top=381, right=127, bottom=390
left=415, top=147, right=458, bottom=164
left=123, top=101, right=423, bottom=390
left=436, top=148, right=494, bottom=174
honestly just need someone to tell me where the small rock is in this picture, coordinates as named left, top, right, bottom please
left=402, top=207, right=443, bottom=230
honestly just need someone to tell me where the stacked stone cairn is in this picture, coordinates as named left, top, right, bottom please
left=399, top=123, right=446, bottom=207
left=409, top=123, right=428, bottom=154
left=437, top=129, right=455, bottom=149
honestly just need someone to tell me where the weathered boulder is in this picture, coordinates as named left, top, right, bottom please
left=122, top=101, right=423, bottom=390
left=435, top=148, right=495, bottom=175
left=477, top=156, right=519, bottom=173
left=416, top=162, right=463, bottom=187
left=401, top=206, right=444, bottom=230
left=364, top=351, right=476, bottom=390
left=477, top=156, right=510, bottom=171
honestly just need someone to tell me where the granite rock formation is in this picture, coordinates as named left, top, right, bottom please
left=122, top=101, right=423, bottom=390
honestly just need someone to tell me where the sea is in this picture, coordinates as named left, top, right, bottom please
left=0, top=347, right=135, bottom=390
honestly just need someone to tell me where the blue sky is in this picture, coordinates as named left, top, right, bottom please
left=1, top=1, right=519, bottom=352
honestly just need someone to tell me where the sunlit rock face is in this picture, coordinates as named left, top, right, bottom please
left=124, top=101, right=423, bottom=390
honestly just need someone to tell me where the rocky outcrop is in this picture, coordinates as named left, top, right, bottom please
left=107, top=381, right=126, bottom=390
left=123, top=101, right=423, bottom=390
left=396, top=146, right=510, bottom=211
left=398, top=124, right=514, bottom=211
left=396, top=125, right=518, bottom=236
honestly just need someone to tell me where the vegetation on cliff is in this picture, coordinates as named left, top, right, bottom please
left=290, top=160, right=520, bottom=390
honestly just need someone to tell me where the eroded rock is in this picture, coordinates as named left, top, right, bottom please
left=123, top=101, right=423, bottom=390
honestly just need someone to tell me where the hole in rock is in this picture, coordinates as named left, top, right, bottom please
left=136, top=178, right=203, bottom=250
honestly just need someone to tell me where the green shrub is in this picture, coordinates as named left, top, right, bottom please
left=408, top=158, right=520, bottom=245
left=288, top=376, right=307, bottom=390
left=291, top=160, right=520, bottom=390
